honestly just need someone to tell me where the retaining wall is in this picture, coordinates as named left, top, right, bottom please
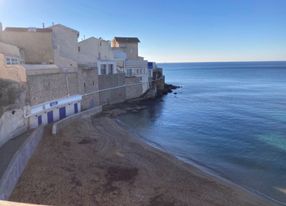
left=52, top=106, right=102, bottom=135
left=0, top=127, right=44, bottom=200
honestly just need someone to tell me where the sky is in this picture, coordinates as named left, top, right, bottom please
left=0, top=0, right=286, bottom=63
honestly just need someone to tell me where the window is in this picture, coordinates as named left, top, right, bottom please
left=108, top=64, right=114, bottom=74
left=127, top=69, right=132, bottom=76
left=6, top=57, right=19, bottom=65
left=78, top=46, right=81, bottom=52
left=98, top=52, right=101, bottom=59
left=100, top=64, right=107, bottom=75
left=6, top=57, right=11, bottom=65
left=12, top=58, right=18, bottom=64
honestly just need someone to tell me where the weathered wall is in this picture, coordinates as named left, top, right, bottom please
left=51, top=25, right=79, bottom=68
left=0, top=30, right=54, bottom=64
left=78, top=37, right=113, bottom=65
left=78, top=68, right=99, bottom=110
left=98, top=73, right=126, bottom=105
left=0, top=79, right=28, bottom=147
left=0, top=109, right=28, bottom=147
left=112, top=41, right=138, bottom=60
left=125, top=76, right=143, bottom=100
left=0, top=127, right=44, bottom=200
left=0, top=42, right=20, bottom=57
left=0, top=54, right=26, bottom=83
left=27, top=72, right=79, bottom=105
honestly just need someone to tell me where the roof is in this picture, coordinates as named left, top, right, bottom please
left=114, top=37, right=140, bottom=43
left=4, top=27, right=52, bottom=33
left=49, top=24, right=79, bottom=35
left=79, top=37, right=109, bottom=44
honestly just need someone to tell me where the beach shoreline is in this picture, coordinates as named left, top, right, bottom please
left=9, top=113, right=277, bottom=206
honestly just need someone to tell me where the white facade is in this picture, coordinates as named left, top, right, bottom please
left=111, top=37, right=150, bottom=93
left=27, top=95, right=82, bottom=128
left=97, top=60, right=116, bottom=75
left=78, top=37, right=117, bottom=75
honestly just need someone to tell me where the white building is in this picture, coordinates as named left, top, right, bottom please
left=111, top=37, right=150, bottom=93
left=78, top=37, right=116, bottom=75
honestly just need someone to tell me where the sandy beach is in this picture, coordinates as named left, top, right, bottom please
left=9, top=114, right=276, bottom=206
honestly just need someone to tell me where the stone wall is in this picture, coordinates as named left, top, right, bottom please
left=27, top=72, right=79, bottom=106
left=125, top=76, right=143, bottom=100
left=78, top=68, right=99, bottom=110
left=98, top=73, right=126, bottom=105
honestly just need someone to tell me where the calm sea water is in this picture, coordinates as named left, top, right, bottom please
left=119, top=61, right=286, bottom=204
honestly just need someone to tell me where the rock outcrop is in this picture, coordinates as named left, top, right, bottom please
left=0, top=79, right=28, bottom=147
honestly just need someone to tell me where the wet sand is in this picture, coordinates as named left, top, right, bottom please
left=10, top=115, right=276, bottom=206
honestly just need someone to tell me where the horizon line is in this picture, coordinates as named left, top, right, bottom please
left=157, top=60, right=286, bottom=64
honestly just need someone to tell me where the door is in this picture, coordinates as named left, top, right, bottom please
left=47, top=111, right=53, bottom=124
left=59, top=107, right=66, bottom=120
left=74, top=103, right=78, bottom=114
left=37, top=115, right=42, bottom=126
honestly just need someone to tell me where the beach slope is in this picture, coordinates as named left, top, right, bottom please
left=10, top=116, right=275, bottom=206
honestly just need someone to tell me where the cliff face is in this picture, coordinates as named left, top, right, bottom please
left=0, top=79, right=27, bottom=116
left=0, top=79, right=28, bottom=147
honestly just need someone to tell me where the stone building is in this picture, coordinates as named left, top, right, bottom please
left=78, top=37, right=125, bottom=107
left=78, top=37, right=116, bottom=74
left=112, top=37, right=150, bottom=94
left=0, top=24, right=82, bottom=133
left=0, top=22, right=164, bottom=146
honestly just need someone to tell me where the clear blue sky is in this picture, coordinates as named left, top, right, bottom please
left=1, top=0, right=286, bottom=62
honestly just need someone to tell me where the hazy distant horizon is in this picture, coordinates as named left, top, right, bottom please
left=158, top=60, right=286, bottom=64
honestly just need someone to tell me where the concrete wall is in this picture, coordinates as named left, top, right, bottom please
left=51, top=25, right=79, bottom=68
left=0, top=29, right=54, bottom=64
left=52, top=105, right=102, bottom=135
left=0, top=127, right=44, bottom=200
left=98, top=73, right=126, bottom=105
left=125, top=76, right=143, bottom=100
left=27, top=71, right=79, bottom=106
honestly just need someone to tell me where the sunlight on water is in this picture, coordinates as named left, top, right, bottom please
left=257, top=134, right=286, bottom=151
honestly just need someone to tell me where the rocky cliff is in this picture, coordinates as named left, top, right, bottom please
left=0, top=79, right=27, bottom=116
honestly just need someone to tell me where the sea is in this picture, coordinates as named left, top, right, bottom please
left=118, top=61, right=286, bottom=205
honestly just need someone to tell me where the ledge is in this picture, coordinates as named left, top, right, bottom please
left=52, top=106, right=102, bottom=135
